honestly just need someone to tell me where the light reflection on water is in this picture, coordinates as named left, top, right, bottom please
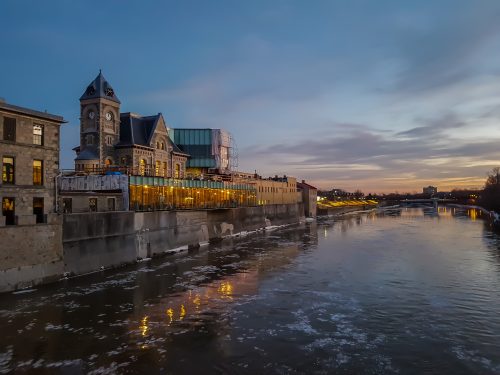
left=0, top=206, right=499, bottom=374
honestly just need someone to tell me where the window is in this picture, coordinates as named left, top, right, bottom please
left=161, top=142, right=165, bottom=150
left=33, top=124, right=43, bottom=145
left=174, top=164, right=180, bottom=179
left=62, top=198, right=72, bottom=214
left=120, top=157, right=127, bottom=166
left=33, top=197, right=44, bottom=224
left=89, top=198, right=97, bottom=212
left=107, top=197, right=115, bottom=211
left=105, top=158, right=112, bottom=167
left=86, top=134, right=94, bottom=145
left=2, top=197, right=15, bottom=225
left=33, top=160, right=43, bottom=185
left=3, top=117, right=16, bottom=141
left=2, top=157, right=14, bottom=184
left=155, top=161, right=161, bottom=176
left=163, top=162, right=168, bottom=177
left=105, top=135, right=113, bottom=146
left=139, top=159, right=146, bottom=176
left=156, top=142, right=160, bottom=149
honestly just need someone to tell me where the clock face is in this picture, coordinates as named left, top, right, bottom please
left=105, top=112, right=113, bottom=121
left=88, top=111, right=95, bottom=119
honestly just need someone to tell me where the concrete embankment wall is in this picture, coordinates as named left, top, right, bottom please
left=63, top=203, right=304, bottom=278
left=0, top=216, right=63, bottom=293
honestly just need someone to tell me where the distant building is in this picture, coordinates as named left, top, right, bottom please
left=423, top=186, right=437, bottom=196
left=254, top=176, right=298, bottom=205
left=171, top=128, right=235, bottom=177
left=297, top=180, right=318, bottom=217
left=73, top=71, right=188, bottom=177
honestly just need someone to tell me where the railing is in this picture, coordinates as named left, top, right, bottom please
left=63, top=167, right=239, bottom=182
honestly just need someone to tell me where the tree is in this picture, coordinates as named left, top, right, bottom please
left=486, top=167, right=500, bottom=187
left=479, top=167, right=500, bottom=212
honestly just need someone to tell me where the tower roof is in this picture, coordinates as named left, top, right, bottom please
left=80, top=70, right=120, bottom=103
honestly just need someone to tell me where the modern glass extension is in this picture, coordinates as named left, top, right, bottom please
left=129, top=176, right=256, bottom=211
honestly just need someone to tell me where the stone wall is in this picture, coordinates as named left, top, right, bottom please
left=1, top=203, right=304, bottom=292
left=0, top=217, right=63, bottom=293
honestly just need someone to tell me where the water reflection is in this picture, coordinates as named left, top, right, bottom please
left=1, top=211, right=500, bottom=374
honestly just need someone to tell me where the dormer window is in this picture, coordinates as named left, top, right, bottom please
left=105, top=88, right=114, bottom=97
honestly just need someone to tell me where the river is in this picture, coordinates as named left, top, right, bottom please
left=1, top=206, right=499, bottom=374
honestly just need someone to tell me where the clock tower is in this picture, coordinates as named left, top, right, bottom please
left=75, top=71, right=121, bottom=171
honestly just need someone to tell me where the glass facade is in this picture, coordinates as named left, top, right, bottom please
left=129, top=176, right=257, bottom=211
left=172, top=129, right=217, bottom=168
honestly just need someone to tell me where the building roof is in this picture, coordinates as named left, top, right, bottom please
left=0, top=100, right=66, bottom=123
left=75, top=148, right=99, bottom=161
left=117, top=112, right=188, bottom=155
left=297, top=180, right=318, bottom=190
left=80, top=71, right=120, bottom=104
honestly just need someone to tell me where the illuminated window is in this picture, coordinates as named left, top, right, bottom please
left=174, top=164, right=180, bottom=179
left=33, top=159, right=43, bottom=185
left=33, top=124, right=43, bottom=145
left=156, top=142, right=160, bottom=149
left=3, top=117, right=16, bottom=141
left=139, top=159, right=146, bottom=176
left=2, top=156, right=14, bottom=184
left=2, top=197, right=15, bottom=225
left=155, top=161, right=161, bottom=176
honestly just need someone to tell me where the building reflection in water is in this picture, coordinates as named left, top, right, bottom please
left=128, top=228, right=315, bottom=349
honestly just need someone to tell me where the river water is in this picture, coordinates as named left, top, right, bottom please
left=1, top=206, right=500, bottom=374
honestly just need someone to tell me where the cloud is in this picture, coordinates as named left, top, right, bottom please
left=239, top=111, right=500, bottom=192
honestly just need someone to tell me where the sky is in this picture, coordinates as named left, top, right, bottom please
left=2, top=0, right=500, bottom=193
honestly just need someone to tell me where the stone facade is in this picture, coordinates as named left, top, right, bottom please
left=254, top=176, right=299, bottom=205
left=0, top=100, right=65, bottom=225
left=74, top=72, right=188, bottom=177
left=0, top=100, right=65, bottom=292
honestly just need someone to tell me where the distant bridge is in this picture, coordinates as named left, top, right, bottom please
left=400, top=198, right=455, bottom=208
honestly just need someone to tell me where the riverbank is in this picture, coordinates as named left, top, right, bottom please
left=0, top=203, right=304, bottom=293
left=317, top=204, right=378, bottom=217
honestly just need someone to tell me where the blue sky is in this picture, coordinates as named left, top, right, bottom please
left=2, top=0, right=500, bottom=192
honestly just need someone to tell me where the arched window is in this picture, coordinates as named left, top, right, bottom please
left=156, top=142, right=160, bottom=149
left=161, top=142, right=165, bottom=150
left=105, top=158, right=113, bottom=168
